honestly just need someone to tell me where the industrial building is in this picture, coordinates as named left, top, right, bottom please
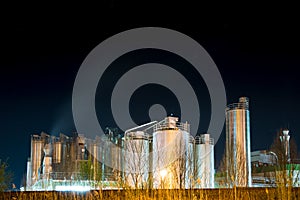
left=225, top=97, right=252, bottom=187
left=251, top=150, right=278, bottom=186
left=26, top=132, right=120, bottom=191
left=25, top=117, right=215, bottom=191
left=123, top=117, right=214, bottom=189
left=250, top=130, right=300, bottom=187
left=251, top=150, right=277, bottom=167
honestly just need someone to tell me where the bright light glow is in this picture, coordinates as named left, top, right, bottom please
left=159, top=169, right=168, bottom=179
left=55, top=185, right=91, bottom=192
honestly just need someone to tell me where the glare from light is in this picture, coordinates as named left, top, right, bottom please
left=159, top=169, right=168, bottom=179
left=55, top=185, right=91, bottom=192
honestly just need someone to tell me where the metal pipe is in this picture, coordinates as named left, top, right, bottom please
left=267, top=151, right=278, bottom=165
left=125, top=121, right=157, bottom=134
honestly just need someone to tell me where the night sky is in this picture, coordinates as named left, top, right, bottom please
left=1, top=4, right=299, bottom=187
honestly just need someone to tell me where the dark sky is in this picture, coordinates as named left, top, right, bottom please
left=1, top=4, right=300, bottom=187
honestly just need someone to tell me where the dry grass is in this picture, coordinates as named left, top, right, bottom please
left=1, top=187, right=300, bottom=200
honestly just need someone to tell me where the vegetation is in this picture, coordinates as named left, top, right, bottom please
left=1, top=188, right=300, bottom=200
left=0, top=159, right=13, bottom=192
left=270, top=128, right=298, bottom=165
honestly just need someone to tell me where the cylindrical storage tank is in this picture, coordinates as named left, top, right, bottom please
left=26, top=158, right=32, bottom=187
left=194, top=134, right=214, bottom=188
left=70, top=138, right=77, bottom=163
left=185, top=135, right=194, bottom=188
left=124, top=131, right=149, bottom=188
left=97, top=138, right=108, bottom=181
left=77, top=134, right=86, bottom=160
left=42, top=143, right=52, bottom=180
left=111, top=141, right=122, bottom=174
left=225, top=97, right=251, bottom=187
left=59, top=134, right=69, bottom=168
left=152, top=117, right=190, bottom=189
left=31, top=135, right=44, bottom=183
left=53, top=141, right=62, bottom=164
left=93, top=142, right=99, bottom=181
left=86, top=140, right=101, bottom=182
left=103, top=138, right=113, bottom=180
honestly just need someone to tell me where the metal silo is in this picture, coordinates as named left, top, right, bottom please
left=185, top=135, right=194, bottom=188
left=225, top=97, right=251, bottom=187
left=52, top=138, right=62, bottom=164
left=111, top=141, right=122, bottom=176
left=31, top=135, right=44, bottom=184
left=152, top=117, right=190, bottom=189
left=104, top=137, right=114, bottom=180
left=124, top=131, right=149, bottom=188
left=97, top=137, right=110, bottom=181
left=86, top=139, right=101, bottom=182
left=26, top=158, right=32, bottom=187
left=194, top=134, right=214, bottom=188
left=42, top=143, right=52, bottom=180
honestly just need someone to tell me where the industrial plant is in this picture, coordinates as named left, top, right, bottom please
left=25, top=116, right=214, bottom=191
left=24, top=97, right=300, bottom=191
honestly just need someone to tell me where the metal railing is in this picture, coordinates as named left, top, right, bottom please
left=152, top=119, right=190, bottom=133
left=46, top=172, right=116, bottom=181
left=194, top=135, right=214, bottom=145
left=226, top=102, right=249, bottom=110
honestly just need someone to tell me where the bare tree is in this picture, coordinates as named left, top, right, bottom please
left=0, top=159, right=13, bottom=191
left=168, top=131, right=190, bottom=189
left=216, top=152, right=228, bottom=187
left=270, top=128, right=298, bottom=165
left=123, top=132, right=150, bottom=189
left=270, top=128, right=299, bottom=187
left=218, top=143, right=251, bottom=187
